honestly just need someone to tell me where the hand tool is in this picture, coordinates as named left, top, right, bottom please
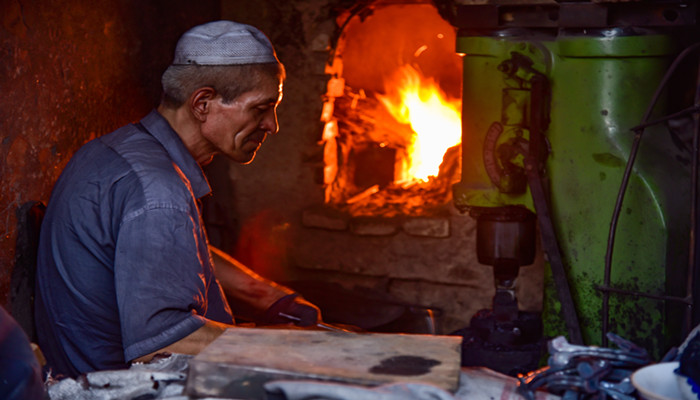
left=278, top=312, right=355, bottom=333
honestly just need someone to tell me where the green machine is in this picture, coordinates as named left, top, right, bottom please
left=434, top=0, right=700, bottom=370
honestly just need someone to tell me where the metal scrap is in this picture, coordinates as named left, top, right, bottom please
left=517, top=333, right=651, bottom=400
left=47, top=354, right=192, bottom=400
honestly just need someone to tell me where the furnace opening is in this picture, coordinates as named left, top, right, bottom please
left=322, top=1, right=463, bottom=217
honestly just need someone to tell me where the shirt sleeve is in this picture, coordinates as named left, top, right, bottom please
left=114, top=206, right=213, bottom=362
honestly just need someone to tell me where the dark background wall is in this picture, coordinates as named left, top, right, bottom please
left=0, top=0, right=220, bottom=311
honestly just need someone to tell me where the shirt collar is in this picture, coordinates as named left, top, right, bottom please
left=139, top=110, right=212, bottom=199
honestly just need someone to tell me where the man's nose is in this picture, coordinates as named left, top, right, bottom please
left=260, top=110, right=279, bottom=135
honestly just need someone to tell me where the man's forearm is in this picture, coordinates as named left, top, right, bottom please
left=210, top=246, right=294, bottom=310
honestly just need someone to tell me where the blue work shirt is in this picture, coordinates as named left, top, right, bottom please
left=35, top=110, right=234, bottom=378
left=0, top=306, right=44, bottom=400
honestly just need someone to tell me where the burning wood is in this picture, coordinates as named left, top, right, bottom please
left=325, top=65, right=462, bottom=217
left=339, top=145, right=460, bottom=217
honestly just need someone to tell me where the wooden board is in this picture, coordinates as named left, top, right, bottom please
left=185, top=327, right=462, bottom=399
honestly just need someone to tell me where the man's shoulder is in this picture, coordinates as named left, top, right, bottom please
left=67, top=123, right=167, bottom=174
left=97, top=124, right=177, bottom=181
left=101, top=123, right=167, bottom=162
left=57, top=123, right=195, bottom=211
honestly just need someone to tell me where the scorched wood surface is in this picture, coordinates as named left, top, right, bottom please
left=186, top=327, right=462, bottom=399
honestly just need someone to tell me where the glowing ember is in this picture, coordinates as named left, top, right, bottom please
left=377, top=65, right=461, bottom=182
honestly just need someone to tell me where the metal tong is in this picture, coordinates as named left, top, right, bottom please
left=278, top=312, right=355, bottom=333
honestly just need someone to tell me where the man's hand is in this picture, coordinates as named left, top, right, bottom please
left=262, top=294, right=321, bottom=327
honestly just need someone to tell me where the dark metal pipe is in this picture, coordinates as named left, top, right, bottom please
left=685, top=55, right=700, bottom=337
left=526, top=71, right=583, bottom=345
left=602, top=43, right=700, bottom=347
left=631, top=105, right=700, bottom=134
left=596, top=285, right=692, bottom=305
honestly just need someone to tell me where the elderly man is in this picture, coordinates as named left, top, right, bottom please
left=35, top=20, right=320, bottom=378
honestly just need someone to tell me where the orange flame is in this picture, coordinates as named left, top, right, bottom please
left=377, top=65, right=461, bottom=182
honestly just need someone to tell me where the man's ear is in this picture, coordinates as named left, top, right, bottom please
left=190, top=87, right=217, bottom=122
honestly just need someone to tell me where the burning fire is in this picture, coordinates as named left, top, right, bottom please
left=377, top=65, right=461, bottom=182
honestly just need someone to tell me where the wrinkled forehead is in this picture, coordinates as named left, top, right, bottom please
left=240, top=76, right=283, bottom=104
left=260, top=75, right=284, bottom=102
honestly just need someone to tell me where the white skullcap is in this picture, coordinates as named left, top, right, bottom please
left=172, top=20, right=279, bottom=65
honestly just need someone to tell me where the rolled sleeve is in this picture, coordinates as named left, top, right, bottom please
left=115, top=206, right=212, bottom=361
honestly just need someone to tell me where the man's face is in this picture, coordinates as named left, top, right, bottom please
left=200, top=77, right=283, bottom=164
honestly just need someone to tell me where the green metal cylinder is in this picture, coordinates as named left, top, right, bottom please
left=454, top=29, right=691, bottom=357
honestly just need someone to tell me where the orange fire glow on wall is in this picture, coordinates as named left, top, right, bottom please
left=377, top=65, right=462, bottom=182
